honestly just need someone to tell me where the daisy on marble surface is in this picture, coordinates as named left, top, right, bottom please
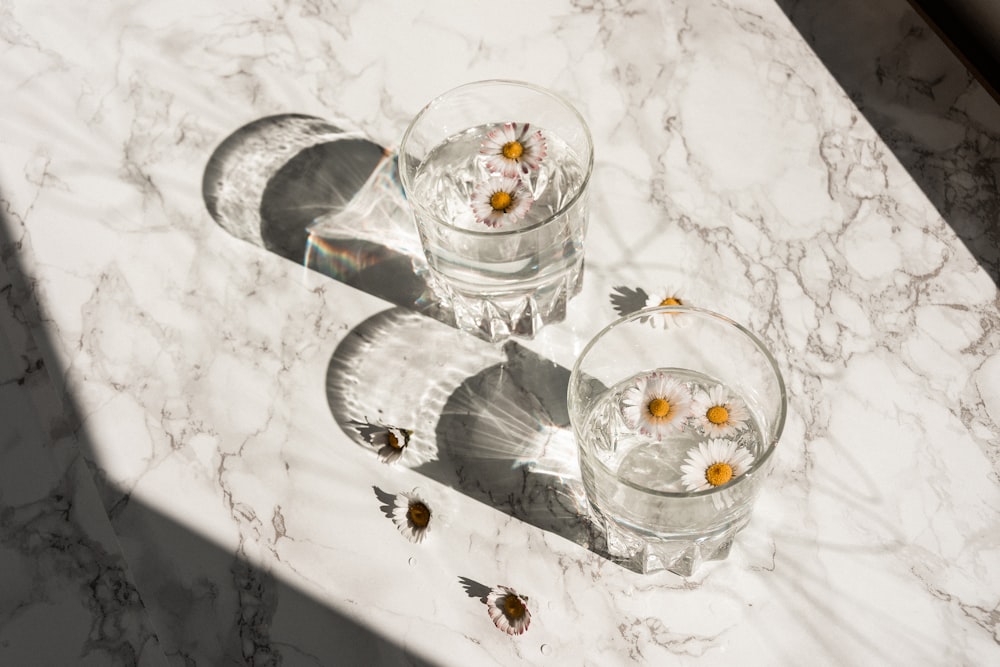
left=643, top=284, right=690, bottom=329
left=391, top=488, right=435, bottom=543
left=645, top=284, right=686, bottom=309
left=690, top=384, right=750, bottom=438
left=470, top=174, right=533, bottom=228
left=348, top=419, right=414, bottom=464
left=479, top=122, right=547, bottom=176
left=371, top=425, right=412, bottom=463
left=621, top=371, right=693, bottom=439
left=485, top=585, right=531, bottom=636
left=680, top=438, right=755, bottom=492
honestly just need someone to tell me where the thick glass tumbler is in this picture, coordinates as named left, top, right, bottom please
left=398, top=80, right=593, bottom=343
left=567, top=306, right=787, bottom=575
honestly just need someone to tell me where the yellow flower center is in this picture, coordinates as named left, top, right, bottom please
left=501, top=141, right=524, bottom=160
left=407, top=501, right=431, bottom=528
left=648, top=398, right=671, bottom=418
left=386, top=431, right=403, bottom=450
left=659, top=297, right=682, bottom=306
left=705, top=462, right=733, bottom=486
left=502, top=593, right=526, bottom=620
left=490, top=191, right=513, bottom=212
left=706, top=405, right=729, bottom=425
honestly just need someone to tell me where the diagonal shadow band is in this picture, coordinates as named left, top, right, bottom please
left=0, top=184, right=442, bottom=665
left=773, top=0, right=1000, bottom=286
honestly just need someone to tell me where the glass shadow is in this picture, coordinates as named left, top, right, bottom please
left=324, top=306, right=620, bottom=567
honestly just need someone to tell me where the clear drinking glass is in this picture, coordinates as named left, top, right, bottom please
left=567, top=306, right=787, bottom=576
left=398, top=80, right=593, bottom=343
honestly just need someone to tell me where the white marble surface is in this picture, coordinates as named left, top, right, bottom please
left=2, top=0, right=999, bottom=664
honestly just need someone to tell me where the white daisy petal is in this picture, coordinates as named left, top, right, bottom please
left=619, top=371, right=693, bottom=439
left=680, top=438, right=755, bottom=493
left=390, top=489, right=433, bottom=543
left=480, top=122, right=547, bottom=176
left=485, top=585, right=531, bottom=635
left=470, top=174, right=534, bottom=228
left=691, top=385, right=751, bottom=437
left=373, top=426, right=411, bottom=463
left=643, top=285, right=689, bottom=329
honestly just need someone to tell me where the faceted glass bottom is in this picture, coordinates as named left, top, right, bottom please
left=594, top=506, right=752, bottom=576
left=426, top=261, right=584, bottom=342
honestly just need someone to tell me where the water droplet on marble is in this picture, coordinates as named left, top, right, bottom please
left=407, top=557, right=416, bottom=566
left=540, top=644, right=552, bottom=656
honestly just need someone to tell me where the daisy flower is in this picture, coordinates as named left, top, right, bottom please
left=691, top=385, right=751, bottom=438
left=470, top=175, right=534, bottom=228
left=644, top=285, right=688, bottom=329
left=680, top=438, right=755, bottom=492
left=479, top=122, right=547, bottom=176
left=486, top=585, right=531, bottom=635
left=620, top=372, right=693, bottom=439
left=391, top=489, right=434, bottom=543
left=371, top=426, right=412, bottom=463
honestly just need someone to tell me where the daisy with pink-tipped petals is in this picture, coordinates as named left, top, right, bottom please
left=470, top=174, right=533, bottom=228
left=479, top=122, right=547, bottom=176
left=486, top=585, right=531, bottom=635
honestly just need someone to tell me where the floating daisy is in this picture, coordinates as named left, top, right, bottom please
left=391, top=489, right=434, bottom=543
left=621, top=372, right=693, bottom=439
left=644, top=285, right=688, bottom=329
left=371, top=425, right=412, bottom=463
left=486, top=585, right=531, bottom=635
left=470, top=175, right=534, bottom=228
left=680, top=438, right=755, bottom=492
left=691, top=385, right=751, bottom=438
left=480, top=122, right=547, bottom=176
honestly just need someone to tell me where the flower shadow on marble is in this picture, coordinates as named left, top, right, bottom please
left=457, top=577, right=532, bottom=636
left=609, top=285, right=650, bottom=318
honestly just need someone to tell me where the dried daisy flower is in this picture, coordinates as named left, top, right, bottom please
left=680, top=438, right=755, bottom=492
left=372, top=426, right=412, bottom=463
left=480, top=122, right=547, bottom=176
left=691, top=385, right=751, bottom=438
left=391, top=489, right=434, bottom=543
left=621, top=371, right=693, bottom=439
left=486, top=585, right=531, bottom=635
left=470, top=174, right=534, bottom=228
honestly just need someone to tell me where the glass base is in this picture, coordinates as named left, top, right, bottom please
left=427, top=263, right=584, bottom=343
left=594, top=508, right=751, bottom=576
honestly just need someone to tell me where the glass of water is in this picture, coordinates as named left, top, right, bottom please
left=567, top=306, right=787, bottom=576
left=398, top=80, right=593, bottom=342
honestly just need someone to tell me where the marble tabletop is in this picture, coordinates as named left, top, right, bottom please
left=2, top=0, right=999, bottom=664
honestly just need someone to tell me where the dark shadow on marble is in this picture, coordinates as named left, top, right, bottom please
left=0, top=201, right=440, bottom=667
left=457, top=577, right=491, bottom=604
left=95, top=491, right=438, bottom=667
left=774, top=0, right=1000, bottom=285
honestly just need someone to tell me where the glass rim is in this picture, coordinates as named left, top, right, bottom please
left=397, top=78, right=595, bottom=238
left=569, top=305, right=788, bottom=499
